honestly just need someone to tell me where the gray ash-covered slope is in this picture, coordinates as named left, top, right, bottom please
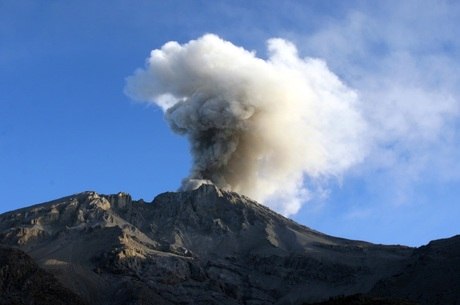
left=0, top=185, right=457, bottom=305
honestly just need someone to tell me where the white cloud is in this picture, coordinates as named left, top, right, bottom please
left=298, top=2, right=460, bottom=205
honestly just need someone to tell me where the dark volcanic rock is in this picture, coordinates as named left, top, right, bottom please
left=305, top=294, right=416, bottom=305
left=0, top=185, right=457, bottom=305
left=0, top=246, right=87, bottom=305
left=370, top=235, right=460, bottom=305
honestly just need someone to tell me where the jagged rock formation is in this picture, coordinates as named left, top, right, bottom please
left=0, top=185, right=458, bottom=305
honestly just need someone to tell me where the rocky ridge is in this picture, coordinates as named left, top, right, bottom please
left=0, top=185, right=458, bottom=305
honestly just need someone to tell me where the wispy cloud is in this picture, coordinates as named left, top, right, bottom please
left=297, top=1, right=460, bottom=206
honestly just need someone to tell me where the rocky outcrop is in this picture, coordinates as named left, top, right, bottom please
left=0, top=185, right=458, bottom=305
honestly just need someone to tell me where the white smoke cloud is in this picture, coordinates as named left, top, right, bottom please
left=125, top=34, right=367, bottom=215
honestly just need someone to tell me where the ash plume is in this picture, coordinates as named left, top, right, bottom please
left=125, top=34, right=367, bottom=215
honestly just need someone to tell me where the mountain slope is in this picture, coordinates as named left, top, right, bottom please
left=0, top=246, right=87, bottom=305
left=370, top=235, right=460, bottom=305
left=0, top=185, right=455, bottom=304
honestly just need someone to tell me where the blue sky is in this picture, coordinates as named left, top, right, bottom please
left=1, top=0, right=459, bottom=246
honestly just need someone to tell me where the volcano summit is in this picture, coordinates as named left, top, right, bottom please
left=1, top=185, right=458, bottom=304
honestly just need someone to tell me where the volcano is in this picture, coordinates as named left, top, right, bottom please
left=0, top=185, right=458, bottom=305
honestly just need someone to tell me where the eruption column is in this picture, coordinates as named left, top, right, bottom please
left=125, top=34, right=367, bottom=215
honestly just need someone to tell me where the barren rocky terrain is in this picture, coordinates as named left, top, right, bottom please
left=0, top=246, right=87, bottom=305
left=0, top=185, right=458, bottom=304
